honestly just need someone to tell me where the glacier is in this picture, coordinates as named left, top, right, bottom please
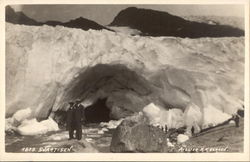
left=5, top=22, right=244, bottom=135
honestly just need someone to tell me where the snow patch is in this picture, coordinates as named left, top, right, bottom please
left=143, top=103, right=185, bottom=129
left=97, top=130, right=105, bottom=134
left=108, top=26, right=141, bottom=35
left=167, top=138, right=174, bottom=147
left=83, top=128, right=99, bottom=134
left=142, top=102, right=233, bottom=135
left=177, top=134, right=189, bottom=144
left=17, top=117, right=59, bottom=135
left=202, top=105, right=232, bottom=129
left=160, top=109, right=184, bottom=129
left=100, top=119, right=124, bottom=129
left=142, top=103, right=161, bottom=124
left=140, top=102, right=234, bottom=134
left=229, top=120, right=235, bottom=125
left=5, top=108, right=59, bottom=136
left=85, top=138, right=93, bottom=143
left=47, top=132, right=68, bottom=141
left=101, top=128, right=109, bottom=132
left=12, top=108, right=32, bottom=123
left=184, top=103, right=202, bottom=135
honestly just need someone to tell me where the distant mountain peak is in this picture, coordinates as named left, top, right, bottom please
left=69, top=16, right=95, bottom=23
left=63, top=16, right=111, bottom=31
left=5, top=5, right=41, bottom=26
left=71, top=16, right=85, bottom=21
left=110, top=7, right=244, bottom=38
left=6, top=6, right=112, bottom=32
left=125, top=7, right=138, bottom=10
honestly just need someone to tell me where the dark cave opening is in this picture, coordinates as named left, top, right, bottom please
left=52, top=64, right=154, bottom=126
left=84, top=98, right=111, bottom=123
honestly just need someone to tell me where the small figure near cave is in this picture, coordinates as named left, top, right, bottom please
left=66, top=99, right=86, bottom=140
left=232, top=114, right=240, bottom=127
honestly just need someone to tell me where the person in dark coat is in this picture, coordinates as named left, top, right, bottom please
left=66, top=99, right=86, bottom=140
left=232, top=114, right=240, bottom=127
left=66, top=101, right=75, bottom=140
left=74, top=99, right=86, bottom=140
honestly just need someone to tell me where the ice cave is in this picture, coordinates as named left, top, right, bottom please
left=5, top=20, right=245, bottom=153
left=52, top=63, right=153, bottom=124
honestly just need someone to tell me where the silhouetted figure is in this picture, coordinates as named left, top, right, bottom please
left=66, top=100, right=86, bottom=140
left=191, top=126, right=195, bottom=135
left=234, top=115, right=240, bottom=127
left=165, top=125, right=168, bottom=133
left=67, top=102, right=75, bottom=140
left=74, top=99, right=86, bottom=140
left=232, top=114, right=240, bottom=127
left=237, top=109, right=244, bottom=118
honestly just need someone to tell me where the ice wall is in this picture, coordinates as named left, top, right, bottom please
left=6, top=23, right=244, bottom=125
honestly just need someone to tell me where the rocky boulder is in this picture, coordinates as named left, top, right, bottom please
left=110, top=119, right=168, bottom=152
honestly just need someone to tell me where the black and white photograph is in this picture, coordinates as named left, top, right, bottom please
left=1, top=0, right=249, bottom=161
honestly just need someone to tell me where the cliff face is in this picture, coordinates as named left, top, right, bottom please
left=6, top=23, right=244, bottom=125
left=110, top=7, right=244, bottom=38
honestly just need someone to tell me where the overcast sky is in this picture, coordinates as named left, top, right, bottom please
left=11, top=4, right=244, bottom=25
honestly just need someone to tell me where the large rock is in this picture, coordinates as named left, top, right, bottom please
left=110, top=120, right=168, bottom=152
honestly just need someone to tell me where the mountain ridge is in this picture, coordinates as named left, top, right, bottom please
left=5, top=6, right=110, bottom=31
left=110, top=7, right=244, bottom=38
left=5, top=6, right=42, bottom=26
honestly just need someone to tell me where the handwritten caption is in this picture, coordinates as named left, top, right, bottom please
left=178, top=146, right=229, bottom=152
left=21, top=146, right=73, bottom=153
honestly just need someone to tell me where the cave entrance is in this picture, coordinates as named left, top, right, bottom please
left=57, top=64, right=152, bottom=124
left=84, top=98, right=111, bottom=123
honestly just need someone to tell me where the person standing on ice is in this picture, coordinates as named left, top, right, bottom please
left=232, top=114, right=240, bottom=127
left=74, top=99, right=86, bottom=140
left=66, top=99, right=86, bottom=140
left=67, top=101, right=75, bottom=140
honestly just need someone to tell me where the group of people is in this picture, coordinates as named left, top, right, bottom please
left=66, top=99, right=86, bottom=140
